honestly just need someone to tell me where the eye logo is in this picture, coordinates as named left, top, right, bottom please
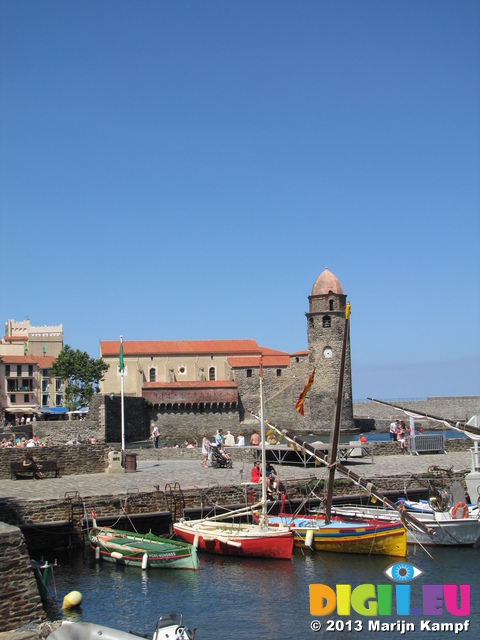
left=384, top=562, right=423, bottom=583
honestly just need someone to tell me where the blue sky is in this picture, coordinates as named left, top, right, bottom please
left=1, top=1, right=479, bottom=400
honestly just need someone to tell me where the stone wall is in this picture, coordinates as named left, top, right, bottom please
left=149, top=405, right=240, bottom=440
left=0, top=522, right=45, bottom=631
left=354, top=397, right=480, bottom=431
left=30, top=419, right=103, bottom=444
left=0, top=445, right=112, bottom=480
left=104, top=395, right=150, bottom=442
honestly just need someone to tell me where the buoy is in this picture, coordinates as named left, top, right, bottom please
left=452, top=501, right=469, bottom=519
left=63, top=590, right=82, bottom=609
left=95, top=546, right=100, bottom=561
left=142, top=553, right=148, bottom=570
left=305, top=529, right=314, bottom=548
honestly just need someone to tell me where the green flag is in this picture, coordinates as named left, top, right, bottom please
left=119, top=340, right=124, bottom=371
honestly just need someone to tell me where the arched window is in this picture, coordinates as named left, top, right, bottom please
left=329, top=299, right=335, bottom=311
left=309, top=317, right=314, bottom=327
left=209, top=367, right=216, bottom=381
left=323, top=315, right=331, bottom=328
left=149, top=368, right=156, bottom=382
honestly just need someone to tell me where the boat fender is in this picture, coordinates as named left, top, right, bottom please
left=305, top=529, right=314, bottom=548
left=193, top=535, right=199, bottom=548
left=451, top=501, right=469, bottom=519
left=95, top=546, right=100, bottom=561
left=63, top=590, right=82, bottom=609
left=226, top=539, right=242, bottom=549
left=142, top=553, right=148, bottom=570
left=111, top=551, right=124, bottom=560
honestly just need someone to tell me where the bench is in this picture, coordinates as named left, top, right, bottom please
left=10, top=460, right=63, bottom=480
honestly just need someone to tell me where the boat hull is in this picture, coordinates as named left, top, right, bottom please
left=173, top=520, right=294, bottom=559
left=270, top=516, right=407, bottom=557
left=326, top=506, right=480, bottom=547
left=89, top=527, right=198, bottom=570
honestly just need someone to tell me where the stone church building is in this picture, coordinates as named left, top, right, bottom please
left=98, top=268, right=355, bottom=434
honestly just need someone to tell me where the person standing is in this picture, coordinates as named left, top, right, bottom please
left=389, top=420, right=399, bottom=441
left=152, top=425, right=160, bottom=449
left=201, top=434, right=210, bottom=468
left=250, top=431, right=260, bottom=446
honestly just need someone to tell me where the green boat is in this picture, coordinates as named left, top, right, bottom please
left=89, top=513, right=198, bottom=570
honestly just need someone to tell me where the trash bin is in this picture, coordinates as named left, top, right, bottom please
left=125, top=452, right=137, bottom=473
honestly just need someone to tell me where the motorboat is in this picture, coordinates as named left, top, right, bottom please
left=48, top=613, right=195, bottom=640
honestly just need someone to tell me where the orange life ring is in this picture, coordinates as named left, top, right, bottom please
left=451, top=501, right=469, bottom=519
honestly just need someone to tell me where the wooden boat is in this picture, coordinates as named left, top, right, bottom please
left=267, top=514, right=407, bottom=557
left=173, top=360, right=294, bottom=560
left=89, top=513, right=198, bottom=570
left=48, top=613, right=195, bottom=640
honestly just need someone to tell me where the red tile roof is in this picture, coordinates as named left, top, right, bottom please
left=100, top=339, right=262, bottom=357
left=0, top=355, right=56, bottom=367
left=228, top=354, right=290, bottom=368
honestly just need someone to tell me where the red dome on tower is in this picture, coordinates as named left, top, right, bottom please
left=311, top=268, right=343, bottom=296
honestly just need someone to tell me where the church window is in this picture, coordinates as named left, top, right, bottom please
left=276, top=369, right=282, bottom=377
left=329, top=299, right=335, bottom=310
left=246, top=369, right=252, bottom=378
left=309, top=317, right=314, bottom=327
left=209, top=367, right=216, bottom=381
left=149, top=368, right=156, bottom=382
left=178, top=366, right=186, bottom=374
left=323, top=315, right=331, bottom=328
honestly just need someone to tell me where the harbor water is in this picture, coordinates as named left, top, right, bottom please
left=44, top=543, right=478, bottom=640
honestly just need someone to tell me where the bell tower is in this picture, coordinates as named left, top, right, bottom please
left=306, top=268, right=355, bottom=431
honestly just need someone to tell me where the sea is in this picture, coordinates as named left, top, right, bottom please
left=42, top=542, right=478, bottom=640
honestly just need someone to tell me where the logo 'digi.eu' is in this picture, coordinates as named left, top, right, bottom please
left=309, top=562, right=470, bottom=618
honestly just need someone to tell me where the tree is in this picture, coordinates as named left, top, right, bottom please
left=51, top=345, right=110, bottom=411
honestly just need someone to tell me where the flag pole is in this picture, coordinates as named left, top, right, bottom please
left=119, top=335, right=125, bottom=470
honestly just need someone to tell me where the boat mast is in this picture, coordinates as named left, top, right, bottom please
left=259, top=356, right=268, bottom=528
left=324, top=302, right=351, bottom=525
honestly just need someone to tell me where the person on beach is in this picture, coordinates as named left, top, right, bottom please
left=215, top=429, right=224, bottom=446
left=359, top=433, right=367, bottom=444
left=236, top=433, right=245, bottom=446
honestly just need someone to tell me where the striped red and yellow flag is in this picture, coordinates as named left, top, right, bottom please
left=295, top=368, right=315, bottom=416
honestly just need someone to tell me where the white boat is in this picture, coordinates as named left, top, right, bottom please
left=323, top=501, right=480, bottom=547
left=48, top=613, right=195, bottom=640
left=173, top=359, right=294, bottom=560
